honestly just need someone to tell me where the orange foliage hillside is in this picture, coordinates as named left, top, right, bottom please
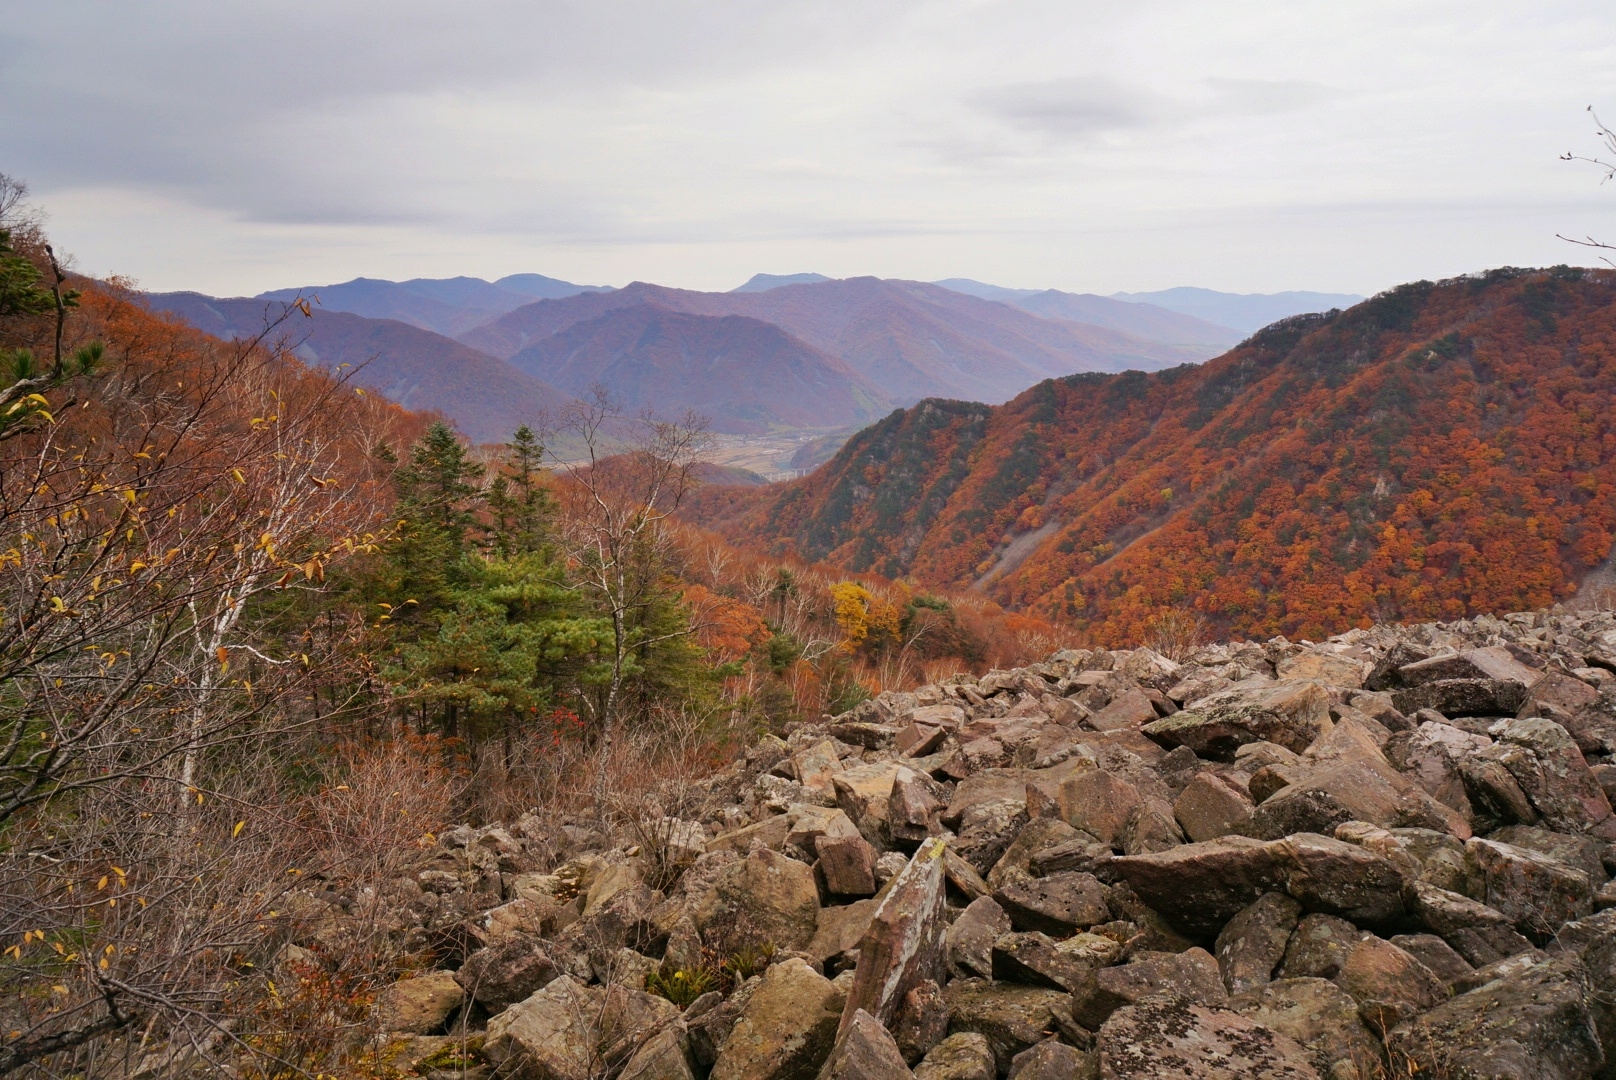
left=686, top=268, right=1616, bottom=645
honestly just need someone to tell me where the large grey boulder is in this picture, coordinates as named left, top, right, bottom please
left=1488, top=717, right=1615, bottom=835
left=1402, top=881, right=1536, bottom=967
left=817, top=1009, right=913, bottom=1080
left=1278, top=914, right=1361, bottom=981
left=483, top=976, right=680, bottom=1080
left=1215, top=892, right=1302, bottom=994
left=1332, top=936, right=1448, bottom=1038
left=912, top=1033, right=996, bottom=1080
left=1108, top=835, right=1284, bottom=936
left=1465, top=836, right=1593, bottom=940
left=946, top=896, right=1009, bottom=981
left=1097, top=998, right=1321, bottom=1078
left=1006, top=1037, right=1097, bottom=1080
left=1229, top=977, right=1384, bottom=1080
left=991, top=932, right=1099, bottom=993
left=1144, top=681, right=1335, bottom=758
left=375, top=970, right=464, bottom=1034
left=1069, top=947, right=1227, bottom=1029
left=1385, top=955, right=1603, bottom=1080
left=695, top=846, right=821, bottom=957
left=943, top=979, right=1076, bottom=1076
left=1110, top=833, right=1406, bottom=937
left=985, top=818, right=1080, bottom=892
left=455, top=939, right=561, bottom=1013
left=991, top=872, right=1109, bottom=936
left=620, top=1025, right=697, bottom=1080
left=711, top=959, right=843, bottom=1080
left=1174, top=771, right=1255, bottom=842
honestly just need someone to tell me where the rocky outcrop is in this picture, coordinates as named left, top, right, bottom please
left=340, top=607, right=1616, bottom=1080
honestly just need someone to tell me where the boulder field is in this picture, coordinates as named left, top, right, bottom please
left=349, top=607, right=1616, bottom=1079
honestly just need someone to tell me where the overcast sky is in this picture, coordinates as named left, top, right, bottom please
left=4, top=1, right=1616, bottom=297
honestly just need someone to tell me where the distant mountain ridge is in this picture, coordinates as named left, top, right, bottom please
left=732, top=272, right=830, bottom=292
left=461, top=276, right=1214, bottom=405
left=1109, top=285, right=1364, bottom=331
left=507, top=302, right=894, bottom=434
left=934, top=278, right=1244, bottom=347
left=154, top=271, right=1368, bottom=448
left=256, top=274, right=613, bottom=338
left=143, top=292, right=571, bottom=443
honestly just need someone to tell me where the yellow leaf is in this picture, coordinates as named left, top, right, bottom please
left=97, top=876, right=108, bottom=890
left=232, top=820, right=245, bottom=838
left=231, top=469, right=245, bottom=484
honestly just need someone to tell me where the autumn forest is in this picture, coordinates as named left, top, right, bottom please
left=689, top=267, right=1616, bottom=645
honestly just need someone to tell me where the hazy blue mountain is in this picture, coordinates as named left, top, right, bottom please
left=146, top=291, right=573, bottom=443
left=932, top=278, right=1042, bottom=303
left=933, top=279, right=1242, bottom=347
left=463, top=276, right=1215, bottom=406
left=731, top=272, right=832, bottom=293
left=255, top=274, right=612, bottom=337
left=495, top=273, right=615, bottom=300
left=1109, top=286, right=1364, bottom=332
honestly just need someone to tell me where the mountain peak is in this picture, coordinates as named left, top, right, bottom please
left=731, top=272, right=831, bottom=293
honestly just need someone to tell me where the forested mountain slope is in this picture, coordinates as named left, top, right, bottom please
left=687, top=268, right=1616, bottom=645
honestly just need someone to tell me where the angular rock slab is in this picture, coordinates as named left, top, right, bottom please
left=1385, top=955, right=1603, bottom=1080
left=913, top=1032, right=996, bottom=1080
left=1465, top=836, right=1592, bottom=940
left=1006, top=1037, right=1096, bottom=1080
left=943, top=979, right=1075, bottom=1076
left=485, top=976, right=679, bottom=1080
left=1098, top=998, right=1321, bottom=1079
left=818, top=1009, right=913, bottom=1080
left=696, top=846, right=822, bottom=956
left=1108, top=835, right=1285, bottom=937
left=992, top=871, right=1110, bottom=936
left=1333, top=936, right=1448, bottom=1038
left=946, top=896, right=1009, bottom=982
left=1214, top=891, right=1302, bottom=994
left=1070, top=947, right=1228, bottom=1030
left=1110, top=833, right=1406, bottom=938
left=375, top=970, right=465, bottom=1034
left=1278, top=913, right=1361, bottom=981
left=839, top=836, right=948, bottom=1034
left=712, top=958, right=843, bottom=1080
left=1229, top=977, right=1383, bottom=1080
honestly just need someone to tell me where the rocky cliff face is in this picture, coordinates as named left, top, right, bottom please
left=311, top=606, right=1616, bottom=1079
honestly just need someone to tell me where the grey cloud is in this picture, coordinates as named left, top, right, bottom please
left=970, top=77, right=1162, bottom=138
left=1203, top=78, right=1341, bottom=116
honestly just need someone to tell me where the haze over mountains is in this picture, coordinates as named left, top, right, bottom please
left=146, top=271, right=1364, bottom=444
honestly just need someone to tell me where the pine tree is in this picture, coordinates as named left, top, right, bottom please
left=488, top=424, right=555, bottom=557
